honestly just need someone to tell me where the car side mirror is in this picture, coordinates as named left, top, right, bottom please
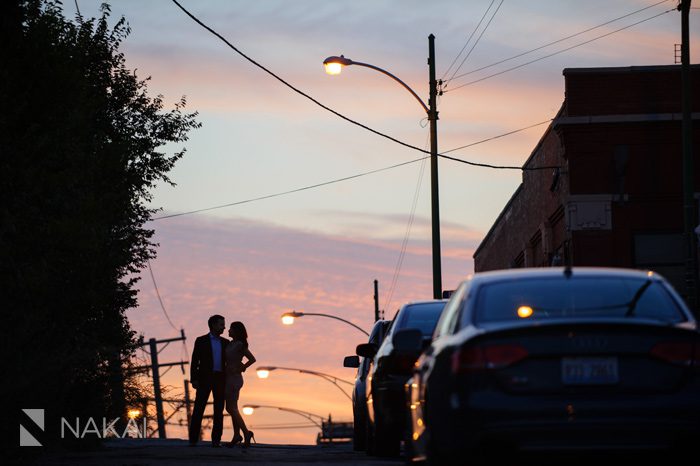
left=393, top=328, right=423, bottom=353
left=343, top=355, right=360, bottom=368
left=356, top=343, right=378, bottom=359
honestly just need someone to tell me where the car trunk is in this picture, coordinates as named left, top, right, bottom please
left=453, top=320, right=700, bottom=395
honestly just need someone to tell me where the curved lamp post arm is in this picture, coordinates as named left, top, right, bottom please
left=315, top=374, right=353, bottom=402
left=257, top=365, right=354, bottom=401
left=244, top=404, right=324, bottom=429
left=323, top=55, right=429, bottom=114
left=302, top=312, right=370, bottom=337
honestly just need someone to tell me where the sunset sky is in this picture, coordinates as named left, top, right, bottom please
left=65, top=0, right=698, bottom=444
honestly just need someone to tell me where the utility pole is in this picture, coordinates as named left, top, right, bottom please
left=133, top=330, right=188, bottom=439
left=373, top=279, right=380, bottom=322
left=679, top=0, right=697, bottom=315
left=428, top=34, right=443, bottom=300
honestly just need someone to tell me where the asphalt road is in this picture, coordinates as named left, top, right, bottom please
left=30, top=439, right=402, bottom=465
left=24, top=439, right=676, bottom=466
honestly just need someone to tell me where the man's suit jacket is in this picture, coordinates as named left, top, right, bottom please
left=190, top=333, right=229, bottom=384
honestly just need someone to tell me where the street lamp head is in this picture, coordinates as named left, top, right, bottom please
left=281, top=314, right=295, bottom=325
left=323, top=55, right=353, bottom=75
left=256, top=366, right=275, bottom=379
left=281, top=311, right=303, bottom=325
left=242, top=405, right=255, bottom=416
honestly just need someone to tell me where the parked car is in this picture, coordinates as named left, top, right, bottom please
left=405, top=268, right=700, bottom=464
left=343, top=319, right=391, bottom=451
left=359, top=300, right=447, bottom=457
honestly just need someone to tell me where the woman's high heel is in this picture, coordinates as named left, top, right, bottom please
left=227, top=434, right=243, bottom=448
left=243, top=430, right=255, bottom=448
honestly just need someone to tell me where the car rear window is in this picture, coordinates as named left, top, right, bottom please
left=473, top=277, right=686, bottom=324
left=397, top=302, right=446, bottom=335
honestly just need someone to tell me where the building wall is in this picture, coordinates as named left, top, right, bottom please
left=473, top=65, right=700, bottom=289
left=473, top=125, right=569, bottom=271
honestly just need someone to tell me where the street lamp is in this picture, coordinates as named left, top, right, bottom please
left=256, top=365, right=353, bottom=401
left=280, top=310, right=369, bottom=337
left=242, top=404, right=326, bottom=428
left=323, top=34, right=443, bottom=299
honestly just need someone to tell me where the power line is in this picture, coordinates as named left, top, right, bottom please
left=441, top=0, right=497, bottom=80
left=384, top=134, right=429, bottom=314
left=444, top=7, right=675, bottom=93
left=170, top=0, right=428, bottom=159
left=169, top=0, right=556, bottom=181
left=152, top=119, right=560, bottom=221
left=147, top=259, right=178, bottom=332
left=442, top=119, right=552, bottom=154
left=440, top=152, right=550, bottom=170
left=445, top=0, right=672, bottom=84
left=152, top=156, right=429, bottom=220
left=445, top=0, right=505, bottom=86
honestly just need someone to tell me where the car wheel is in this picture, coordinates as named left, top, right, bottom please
left=352, top=409, right=366, bottom=451
left=373, top=416, right=400, bottom=457
left=365, top=415, right=375, bottom=456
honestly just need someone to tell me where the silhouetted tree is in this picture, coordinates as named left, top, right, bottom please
left=1, top=0, right=200, bottom=449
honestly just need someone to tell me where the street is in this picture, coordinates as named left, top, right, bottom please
left=29, top=439, right=675, bottom=466
left=33, top=439, right=401, bottom=466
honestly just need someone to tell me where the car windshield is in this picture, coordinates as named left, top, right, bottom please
left=473, top=276, right=686, bottom=324
left=397, top=302, right=446, bottom=335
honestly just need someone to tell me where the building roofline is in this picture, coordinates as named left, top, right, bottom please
left=563, top=64, right=700, bottom=75
left=473, top=183, right=523, bottom=259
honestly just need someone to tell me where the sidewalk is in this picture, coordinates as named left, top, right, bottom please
left=33, top=438, right=401, bottom=465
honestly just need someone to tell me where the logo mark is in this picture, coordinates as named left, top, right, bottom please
left=20, top=409, right=44, bottom=447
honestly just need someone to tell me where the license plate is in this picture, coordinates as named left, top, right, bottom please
left=562, top=357, right=619, bottom=385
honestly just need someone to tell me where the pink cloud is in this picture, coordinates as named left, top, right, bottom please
left=129, top=214, right=477, bottom=443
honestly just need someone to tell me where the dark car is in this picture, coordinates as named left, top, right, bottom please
left=405, top=268, right=700, bottom=464
left=343, top=319, right=391, bottom=451
left=359, top=300, right=447, bottom=457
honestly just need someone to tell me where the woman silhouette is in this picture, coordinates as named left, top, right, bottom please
left=225, top=321, right=256, bottom=447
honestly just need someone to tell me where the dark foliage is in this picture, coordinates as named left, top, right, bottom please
left=1, top=0, right=200, bottom=449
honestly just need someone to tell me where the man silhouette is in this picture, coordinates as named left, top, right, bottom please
left=189, top=314, right=228, bottom=447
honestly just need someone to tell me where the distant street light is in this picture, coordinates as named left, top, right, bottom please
left=280, top=310, right=369, bottom=337
left=242, top=404, right=326, bottom=428
left=323, top=35, right=444, bottom=300
left=256, top=365, right=353, bottom=401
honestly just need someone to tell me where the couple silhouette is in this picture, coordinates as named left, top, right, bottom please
left=188, top=315, right=257, bottom=448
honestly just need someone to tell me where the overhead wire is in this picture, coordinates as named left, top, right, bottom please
left=152, top=156, right=429, bottom=220
left=169, top=0, right=558, bottom=178
left=147, top=258, right=190, bottom=368
left=443, top=7, right=676, bottom=93
left=152, top=119, right=558, bottom=221
left=444, top=0, right=505, bottom=87
left=444, top=0, right=672, bottom=85
left=383, top=132, right=429, bottom=314
left=441, top=0, right=497, bottom=81
left=442, top=119, right=552, bottom=154
left=170, top=0, right=429, bottom=159
left=147, top=259, right=178, bottom=331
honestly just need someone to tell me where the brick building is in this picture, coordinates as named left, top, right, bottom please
left=473, top=65, right=700, bottom=297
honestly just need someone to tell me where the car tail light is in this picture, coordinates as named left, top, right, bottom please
left=451, top=344, right=528, bottom=374
left=650, top=341, right=698, bottom=367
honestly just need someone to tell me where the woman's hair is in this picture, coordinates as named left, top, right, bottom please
left=230, top=321, right=248, bottom=347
